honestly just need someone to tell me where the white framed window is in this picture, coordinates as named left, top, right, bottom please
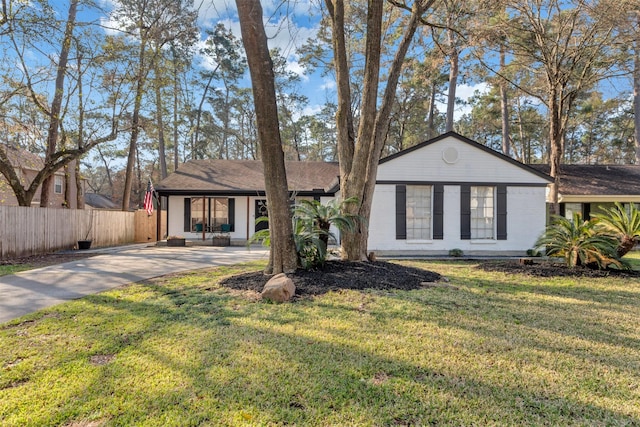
left=54, top=176, right=63, bottom=194
left=564, top=202, right=582, bottom=220
left=190, top=197, right=229, bottom=232
left=406, top=185, right=432, bottom=240
left=470, top=186, right=494, bottom=239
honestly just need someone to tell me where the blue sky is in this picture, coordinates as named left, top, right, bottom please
left=96, top=0, right=487, bottom=119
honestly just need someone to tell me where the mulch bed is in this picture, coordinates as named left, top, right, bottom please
left=220, top=260, right=442, bottom=297
left=477, top=259, right=640, bottom=278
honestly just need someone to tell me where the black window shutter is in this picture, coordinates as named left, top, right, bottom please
left=582, top=203, right=591, bottom=220
left=228, top=198, right=235, bottom=232
left=559, top=203, right=566, bottom=217
left=183, top=198, right=191, bottom=232
left=396, top=185, right=406, bottom=240
left=497, top=185, right=507, bottom=240
left=460, top=185, right=471, bottom=240
left=433, top=184, right=444, bottom=240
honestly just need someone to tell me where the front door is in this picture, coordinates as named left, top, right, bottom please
left=255, top=199, right=269, bottom=232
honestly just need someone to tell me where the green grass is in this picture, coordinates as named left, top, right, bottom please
left=625, top=250, right=640, bottom=269
left=1, top=260, right=640, bottom=426
left=0, top=264, right=33, bottom=276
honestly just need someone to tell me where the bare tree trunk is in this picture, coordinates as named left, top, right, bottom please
left=325, top=0, right=355, bottom=183
left=427, top=82, right=437, bottom=138
left=172, top=45, right=180, bottom=169
left=76, top=50, right=85, bottom=209
left=516, top=99, right=529, bottom=163
left=63, top=163, right=71, bottom=208
left=332, top=0, right=432, bottom=260
left=194, top=71, right=216, bottom=159
left=97, top=146, right=114, bottom=194
left=549, top=95, right=562, bottom=215
left=122, top=37, right=148, bottom=211
left=445, top=21, right=458, bottom=133
left=500, top=45, right=511, bottom=157
left=236, top=0, right=297, bottom=274
left=221, top=86, right=232, bottom=159
left=75, top=160, right=84, bottom=209
left=634, top=17, right=640, bottom=164
left=40, top=0, right=78, bottom=207
left=355, top=3, right=426, bottom=258
left=338, top=0, right=384, bottom=261
left=154, top=64, right=168, bottom=179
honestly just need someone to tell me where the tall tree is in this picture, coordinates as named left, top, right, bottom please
left=272, top=48, right=310, bottom=161
left=327, top=0, right=436, bottom=260
left=635, top=12, right=640, bottom=164
left=111, top=0, right=197, bottom=211
left=0, top=0, right=118, bottom=207
left=469, top=1, right=514, bottom=156
left=39, top=0, right=78, bottom=207
left=195, top=23, right=246, bottom=160
left=503, top=0, right=622, bottom=213
left=384, top=52, right=447, bottom=154
left=236, top=0, right=298, bottom=274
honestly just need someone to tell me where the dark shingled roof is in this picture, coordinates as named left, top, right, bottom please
left=84, top=193, right=119, bottom=209
left=156, top=160, right=340, bottom=196
left=1, top=144, right=45, bottom=170
left=529, top=164, right=640, bottom=196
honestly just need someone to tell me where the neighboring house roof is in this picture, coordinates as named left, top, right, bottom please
left=84, top=193, right=119, bottom=209
left=529, top=164, right=640, bottom=202
left=2, top=144, right=66, bottom=176
left=2, top=144, right=45, bottom=170
left=156, top=159, right=340, bottom=196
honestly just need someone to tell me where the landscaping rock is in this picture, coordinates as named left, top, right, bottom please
left=261, top=273, right=296, bottom=302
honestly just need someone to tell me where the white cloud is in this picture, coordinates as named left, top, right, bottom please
left=320, top=78, right=336, bottom=91
left=302, top=104, right=323, bottom=116
left=197, top=0, right=238, bottom=28
left=436, top=82, right=490, bottom=120
left=285, top=58, right=309, bottom=81
left=196, top=2, right=320, bottom=80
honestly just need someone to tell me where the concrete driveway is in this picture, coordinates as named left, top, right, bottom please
left=0, top=245, right=269, bottom=324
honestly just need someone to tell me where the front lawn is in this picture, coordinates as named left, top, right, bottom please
left=1, top=259, right=639, bottom=426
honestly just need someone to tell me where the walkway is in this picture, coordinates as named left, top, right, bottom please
left=0, top=245, right=269, bottom=324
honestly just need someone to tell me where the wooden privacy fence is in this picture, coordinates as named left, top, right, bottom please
left=134, top=209, right=166, bottom=244
left=0, top=206, right=143, bottom=259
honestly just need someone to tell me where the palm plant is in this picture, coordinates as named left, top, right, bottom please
left=535, top=212, right=626, bottom=269
left=249, top=197, right=362, bottom=269
left=291, top=215, right=327, bottom=269
left=591, top=202, right=640, bottom=257
left=293, top=197, right=360, bottom=253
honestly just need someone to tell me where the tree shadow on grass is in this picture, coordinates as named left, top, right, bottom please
left=2, top=262, right=639, bottom=426
left=4, top=274, right=632, bottom=426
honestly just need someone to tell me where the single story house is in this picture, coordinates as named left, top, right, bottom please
left=529, top=164, right=640, bottom=220
left=157, top=132, right=554, bottom=255
left=367, top=132, right=552, bottom=255
left=155, top=159, right=340, bottom=242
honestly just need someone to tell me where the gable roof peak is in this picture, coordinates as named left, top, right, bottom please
left=379, top=132, right=552, bottom=182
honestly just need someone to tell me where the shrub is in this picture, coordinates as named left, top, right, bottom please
left=591, top=202, right=640, bottom=257
left=449, top=248, right=464, bottom=257
left=535, top=213, right=626, bottom=270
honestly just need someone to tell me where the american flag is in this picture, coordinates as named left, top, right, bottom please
left=143, top=179, right=154, bottom=215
